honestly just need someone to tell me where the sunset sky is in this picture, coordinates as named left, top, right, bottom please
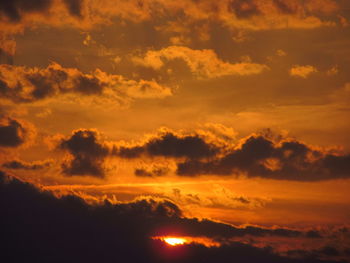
left=1, top=1, right=350, bottom=262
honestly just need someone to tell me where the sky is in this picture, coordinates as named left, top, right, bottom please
left=1, top=0, right=350, bottom=262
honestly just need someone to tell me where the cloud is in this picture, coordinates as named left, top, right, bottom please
left=0, top=116, right=34, bottom=148
left=134, top=165, right=170, bottom=177
left=63, top=0, right=83, bottom=18
left=177, top=133, right=350, bottom=181
left=59, top=129, right=109, bottom=177
left=2, top=159, right=52, bottom=170
left=132, top=46, right=269, bottom=79
left=0, top=63, right=172, bottom=104
left=229, top=0, right=262, bottom=19
left=115, top=130, right=221, bottom=159
left=289, top=65, right=318, bottom=78
left=326, top=66, right=338, bottom=76
left=0, top=0, right=90, bottom=28
left=57, top=126, right=350, bottom=181
left=0, top=0, right=53, bottom=23
left=0, top=0, right=343, bottom=31
left=168, top=186, right=268, bottom=211
left=0, top=0, right=344, bottom=55
left=0, top=0, right=345, bottom=62
left=2, top=171, right=341, bottom=263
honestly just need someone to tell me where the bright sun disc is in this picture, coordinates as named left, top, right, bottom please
left=163, top=237, right=186, bottom=246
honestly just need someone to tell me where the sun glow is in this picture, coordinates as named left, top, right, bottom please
left=153, top=236, right=220, bottom=247
left=163, top=237, right=186, bottom=246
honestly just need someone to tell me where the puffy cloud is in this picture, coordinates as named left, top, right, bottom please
left=177, top=134, right=350, bottom=181
left=0, top=63, right=172, bottom=104
left=132, top=46, right=269, bottom=79
left=59, top=129, right=109, bottom=177
left=58, top=126, right=350, bottom=181
left=0, top=0, right=53, bottom=23
left=0, top=116, right=34, bottom=148
left=115, top=130, right=220, bottom=159
left=289, top=65, right=318, bottom=78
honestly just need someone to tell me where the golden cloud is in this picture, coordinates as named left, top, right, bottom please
left=289, top=65, right=318, bottom=78
left=132, top=46, right=269, bottom=79
left=0, top=63, right=172, bottom=104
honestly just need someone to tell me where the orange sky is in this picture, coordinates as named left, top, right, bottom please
left=1, top=2, right=350, bottom=261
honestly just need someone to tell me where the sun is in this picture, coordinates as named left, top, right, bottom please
left=163, top=237, right=186, bottom=246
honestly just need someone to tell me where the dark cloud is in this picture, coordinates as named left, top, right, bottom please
left=0, top=63, right=170, bottom=103
left=26, top=72, right=58, bottom=99
left=135, top=166, right=169, bottom=177
left=1, top=171, right=342, bottom=263
left=0, top=0, right=85, bottom=23
left=177, top=135, right=350, bottom=181
left=0, top=77, right=23, bottom=102
left=0, top=117, right=27, bottom=147
left=67, top=126, right=350, bottom=181
left=229, top=0, right=261, bottom=18
left=2, top=159, right=51, bottom=170
left=287, top=245, right=350, bottom=262
left=116, top=132, right=220, bottom=160
left=273, top=0, right=298, bottom=14
left=59, top=129, right=109, bottom=177
left=63, top=0, right=84, bottom=18
left=73, top=74, right=105, bottom=95
left=0, top=0, right=52, bottom=22
left=0, top=64, right=107, bottom=103
left=322, top=154, right=350, bottom=177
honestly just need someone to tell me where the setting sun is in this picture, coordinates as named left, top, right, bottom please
left=163, top=237, right=186, bottom=246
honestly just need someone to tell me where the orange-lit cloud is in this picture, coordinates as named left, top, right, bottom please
left=176, top=132, right=350, bottom=181
left=58, top=129, right=110, bottom=178
left=132, top=46, right=269, bottom=79
left=3, top=171, right=350, bottom=262
left=0, top=116, right=36, bottom=149
left=289, top=65, right=318, bottom=78
left=1, top=0, right=350, bottom=262
left=2, top=159, right=52, bottom=170
left=41, top=125, right=350, bottom=181
left=0, top=63, right=172, bottom=104
left=0, top=0, right=346, bottom=62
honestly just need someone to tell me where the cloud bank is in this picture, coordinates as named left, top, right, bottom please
left=1, top=171, right=345, bottom=263
left=0, top=63, right=172, bottom=104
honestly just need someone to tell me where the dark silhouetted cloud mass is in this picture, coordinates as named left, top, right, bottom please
left=59, top=129, right=109, bottom=177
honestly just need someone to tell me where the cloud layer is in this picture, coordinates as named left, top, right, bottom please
left=55, top=127, right=350, bottom=181
left=0, top=63, right=171, bottom=104
left=177, top=134, right=350, bottom=181
left=2, top=171, right=345, bottom=263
